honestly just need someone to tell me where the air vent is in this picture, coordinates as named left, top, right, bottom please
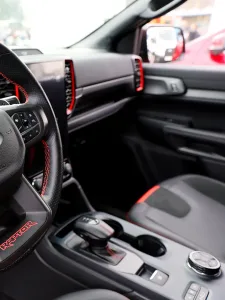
left=132, top=57, right=144, bottom=92
left=0, top=75, right=18, bottom=99
left=65, top=60, right=76, bottom=116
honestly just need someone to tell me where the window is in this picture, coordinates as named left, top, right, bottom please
left=145, top=0, right=225, bottom=66
left=0, top=0, right=136, bottom=49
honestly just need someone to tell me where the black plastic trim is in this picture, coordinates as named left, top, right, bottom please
left=68, top=97, right=134, bottom=132
left=164, top=124, right=225, bottom=146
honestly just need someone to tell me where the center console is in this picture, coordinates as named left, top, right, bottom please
left=37, top=211, right=225, bottom=300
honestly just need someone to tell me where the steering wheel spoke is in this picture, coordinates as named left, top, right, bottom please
left=0, top=176, right=51, bottom=270
left=0, top=103, right=48, bottom=147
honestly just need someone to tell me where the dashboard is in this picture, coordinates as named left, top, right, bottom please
left=0, top=49, right=144, bottom=178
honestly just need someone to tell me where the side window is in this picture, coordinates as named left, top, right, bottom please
left=144, top=0, right=225, bottom=66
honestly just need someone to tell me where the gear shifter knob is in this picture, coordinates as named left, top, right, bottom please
left=74, top=216, right=114, bottom=248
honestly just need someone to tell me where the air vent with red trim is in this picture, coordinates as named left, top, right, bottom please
left=132, top=57, right=144, bottom=92
left=65, top=60, right=76, bottom=116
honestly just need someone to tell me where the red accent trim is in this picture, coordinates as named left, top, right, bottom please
left=136, top=185, right=160, bottom=204
left=0, top=72, right=28, bottom=102
left=41, top=140, right=50, bottom=196
left=15, top=84, right=20, bottom=99
left=136, top=58, right=144, bottom=92
left=0, top=221, right=38, bottom=251
left=66, top=60, right=76, bottom=115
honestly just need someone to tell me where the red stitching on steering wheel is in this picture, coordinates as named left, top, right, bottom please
left=41, top=140, right=50, bottom=196
left=0, top=72, right=28, bottom=103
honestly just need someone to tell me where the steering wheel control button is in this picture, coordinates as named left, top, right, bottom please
left=27, top=112, right=38, bottom=125
left=12, top=113, right=22, bottom=130
left=33, top=125, right=40, bottom=136
left=187, top=251, right=221, bottom=278
left=149, top=270, right=169, bottom=286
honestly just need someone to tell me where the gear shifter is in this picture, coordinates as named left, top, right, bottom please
left=74, top=216, right=126, bottom=265
left=74, top=216, right=114, bottom=248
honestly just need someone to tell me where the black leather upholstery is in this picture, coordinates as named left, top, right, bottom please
left=0, top=43, right=63, bottom=213
left=128, top=175, right=225, bottom=261
left=55, top=289, right=129, bottom=300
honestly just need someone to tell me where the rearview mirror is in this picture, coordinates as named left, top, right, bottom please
left=146, top=25, right=185, bottom=63
left=209, top=33, right=225, bottom=64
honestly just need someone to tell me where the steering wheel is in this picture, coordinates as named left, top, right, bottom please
left=0, top=44, right=63, bottom=270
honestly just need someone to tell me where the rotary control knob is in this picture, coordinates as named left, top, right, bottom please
left=187, top=251, right=221, bottom=278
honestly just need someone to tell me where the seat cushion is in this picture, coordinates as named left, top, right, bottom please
left=55, top=289, right=129, bottom=300
left=128, top=175, right=225, bottom=261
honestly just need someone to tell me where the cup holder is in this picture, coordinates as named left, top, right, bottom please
left=103, top=219, right=166, bottom=257
left=131, top=235, right=166, bottom=257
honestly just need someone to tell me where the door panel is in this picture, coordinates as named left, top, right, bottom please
left=123, top=63, right=225, bottom=192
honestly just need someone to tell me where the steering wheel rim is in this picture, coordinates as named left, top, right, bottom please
left=0, top=44, right=63, bottom=270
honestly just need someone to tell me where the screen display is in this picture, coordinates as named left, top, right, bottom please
left=27, top=61, right=68, bottom=155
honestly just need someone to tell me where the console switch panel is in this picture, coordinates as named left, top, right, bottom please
left=150, top=270, right=169, bottom=286
left=184, top=283, right=209, bottom=300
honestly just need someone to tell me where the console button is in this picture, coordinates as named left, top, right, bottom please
left=185, top=295, right=194, bottom=300
left=196, top=287, right=209, bottom=300
left=190, top=283, right=200, bottom=292
left=187, top=289, right=197, bottom=296
left=150, top=270, right=168, bottom=286
left=187, top=251, right=221, bottom=277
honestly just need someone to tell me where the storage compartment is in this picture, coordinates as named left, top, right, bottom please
left=104, top=219, right=166, bottom=257
left=121, top=234, right=166, bottom=257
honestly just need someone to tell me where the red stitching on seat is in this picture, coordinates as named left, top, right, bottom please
left=0, top=72, right=28, bottom=102
left=41, top=140, right=50, bottom=196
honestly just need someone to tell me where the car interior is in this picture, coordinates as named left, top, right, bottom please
left=0, top=0, right=224, bottom=299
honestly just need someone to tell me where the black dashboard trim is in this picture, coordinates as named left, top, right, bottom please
left=81, top=75, right=134, bottom=95
left=68, top=97, right=135, bottom=132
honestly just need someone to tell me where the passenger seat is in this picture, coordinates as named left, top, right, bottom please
left=128, top=175, right=225, bottom=261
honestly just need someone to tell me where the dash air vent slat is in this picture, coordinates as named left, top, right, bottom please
left=65, top=60, right=76, bottom=116
left=132, top=57, right=144, bottom=92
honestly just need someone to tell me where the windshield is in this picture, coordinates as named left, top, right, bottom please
left=0, top=0, right=136, bottom=49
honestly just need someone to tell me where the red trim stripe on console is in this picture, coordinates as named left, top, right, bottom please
left=136, top=185, right=160, bottom=204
